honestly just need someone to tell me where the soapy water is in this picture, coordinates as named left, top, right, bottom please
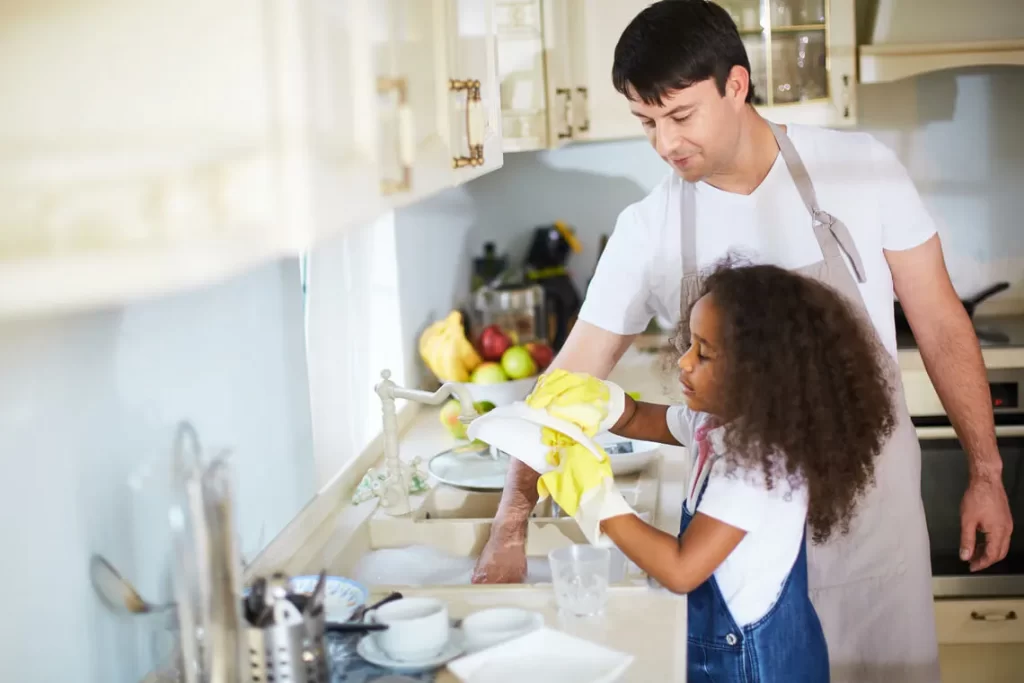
left=352, top=545, right=630, bottom=587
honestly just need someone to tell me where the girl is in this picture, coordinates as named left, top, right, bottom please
left=599, top=263, right=896, bottom=682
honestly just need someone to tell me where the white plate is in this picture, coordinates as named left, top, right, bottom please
left=447, top=627, right=633, bottom=683
left=288, top=575, right=368, bottom=623
left=357, top=627, right=464, bottom=674
left=595, top=436, right=661, bottom=476
left=428, top=443, right=510, bottom=491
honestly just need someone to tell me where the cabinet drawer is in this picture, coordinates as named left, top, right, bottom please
left=935, top=598, right=1024, bottom=644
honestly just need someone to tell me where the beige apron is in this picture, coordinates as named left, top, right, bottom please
left=679, top=121, right=940, bottom=683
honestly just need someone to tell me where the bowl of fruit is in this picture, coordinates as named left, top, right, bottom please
left=418, top=314, right=554, bottom=415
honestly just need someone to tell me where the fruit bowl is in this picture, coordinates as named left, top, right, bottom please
left=457, top=376, right=538, bottom=407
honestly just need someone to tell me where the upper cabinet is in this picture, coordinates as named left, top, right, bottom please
left=0, top=0, right=503, bottom=320
left=498, top=0, right=857, bottom=152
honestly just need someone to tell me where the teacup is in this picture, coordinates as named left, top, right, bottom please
left=461, top=607, right=544, bottom=653
left=367, top=597, right=450, bottom=662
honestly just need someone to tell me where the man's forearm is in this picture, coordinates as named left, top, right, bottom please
left=914, top=307, right=1002, bottom=478
left=492, top=459, right=541, bottom=542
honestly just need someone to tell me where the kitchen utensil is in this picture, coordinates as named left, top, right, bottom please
left=548, top=545, right=611, bottom=617
left=524, top=224, right=583, bottom=351
left=246, top=577, right=268, bottom=626
left=325, top=622, right=390, bottom=634
left=305, top=570, right=327, bottom=618
left=90, top=554, right=174, bottom=615
left=895, top=282, right=1009, bottom=334
left=352, top=591, right=404, bottom=623
left=471, top=281, right=547, bottom=346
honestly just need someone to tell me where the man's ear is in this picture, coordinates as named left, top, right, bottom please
left=724, top=64, right=750, bottom=106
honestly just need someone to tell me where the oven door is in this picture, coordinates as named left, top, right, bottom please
left=918, top=423, right=1024, bottom=597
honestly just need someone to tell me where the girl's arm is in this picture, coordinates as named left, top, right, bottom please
left=599, top=512, right=745, bottom=594
left=610, top=397, right=681, bottom=445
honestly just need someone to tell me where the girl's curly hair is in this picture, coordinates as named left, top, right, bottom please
left=676, top=261, right=897, bottom=544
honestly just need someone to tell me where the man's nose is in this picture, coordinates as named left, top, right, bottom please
left=654, top=122, right=680, bottom=157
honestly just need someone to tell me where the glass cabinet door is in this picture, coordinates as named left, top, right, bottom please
left=720, top=0, right=829, bottom=108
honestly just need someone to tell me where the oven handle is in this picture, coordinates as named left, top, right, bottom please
left=916, top=425, right=1024, bottom=440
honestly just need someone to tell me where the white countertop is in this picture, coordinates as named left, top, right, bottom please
left=369, top=585, right=688, bottom=683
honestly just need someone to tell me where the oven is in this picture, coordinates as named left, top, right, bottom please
left=904, top=345, right=1024, bottom=598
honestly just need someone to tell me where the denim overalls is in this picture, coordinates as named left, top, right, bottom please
left=681, top=462, right=830, bottom=682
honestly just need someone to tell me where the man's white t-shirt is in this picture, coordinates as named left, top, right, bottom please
left=667, top=405, right=808, bottom=627
left=578, top=124, right=938, bottom=359
left=579, top=124, right=938, bottom=626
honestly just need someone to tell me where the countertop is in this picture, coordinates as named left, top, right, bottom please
left=327, top=585, right=688, bottom=683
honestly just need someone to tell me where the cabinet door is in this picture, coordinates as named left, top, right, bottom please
left=727, top=0, right=857, bottom=127
left=374, top=0, right=452, bottom=206
left=567, top=0, right=649, bottom=142
left=541, top=0, right=576, bottom=147
left=0, top=0, right=282, bottom=318
left=294, top=0, right=384, bottom=245
left=496, top=0, right=550, bottom=151
left=444, top=0, right=505, bottom=183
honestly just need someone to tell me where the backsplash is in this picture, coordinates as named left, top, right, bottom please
left=396, top=67, right=1024, bottom=372
left=0, top=258, right=315, bottom=682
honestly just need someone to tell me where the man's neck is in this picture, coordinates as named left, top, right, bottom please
left=703, top=109, right=781, bottom=196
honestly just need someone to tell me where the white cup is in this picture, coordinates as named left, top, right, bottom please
left=367, top=597, right=450, bottom=662
left=461, top=608, right=543, bottom=653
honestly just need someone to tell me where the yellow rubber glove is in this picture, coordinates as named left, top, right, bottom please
left=527, top=369, right=615, bottom=515
left=526, top=369, right=610, bottom=437
left=537, top=436, right=613, bottom=516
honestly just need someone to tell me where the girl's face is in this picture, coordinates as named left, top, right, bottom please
left=678, top=294, right=725, bottom=415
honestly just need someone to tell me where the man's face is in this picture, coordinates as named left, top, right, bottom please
left=627, top=72, right=747, bottom=183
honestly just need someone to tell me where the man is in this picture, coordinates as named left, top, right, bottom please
left=471, top=2, right=1013, bottom=681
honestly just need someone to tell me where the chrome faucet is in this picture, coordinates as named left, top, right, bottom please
left=374, top=369, right=479, bottom=516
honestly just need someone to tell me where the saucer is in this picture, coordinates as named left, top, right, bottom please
left=357, top=627, right=464, bottom=674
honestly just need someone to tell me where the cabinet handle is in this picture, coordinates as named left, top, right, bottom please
left=555, top=87, right=573, bottom=139
left=970, top=610, right=1018, bottom=622
left=377, top=77, right=414, bottom=195
left=841, top=74, right=851, bottom=119
left=450, top=79, right=485, bottom=169
left=575, top=87, right=590, bottom=133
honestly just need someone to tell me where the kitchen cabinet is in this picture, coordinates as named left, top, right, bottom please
left=497, top=0, right=857, bottom=153
left=0, top=0, right=504, bottom=320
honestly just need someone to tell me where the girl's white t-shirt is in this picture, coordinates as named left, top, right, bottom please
left=577, top=124, right=937, bottom=359
left=667, top=405, right=808, bottom=627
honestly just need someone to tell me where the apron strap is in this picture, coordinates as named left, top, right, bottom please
left=681, top=181, right=699, bottom=278
left=766, top=121, right=868, bottom=284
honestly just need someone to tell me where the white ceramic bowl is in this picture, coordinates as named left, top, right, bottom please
left=457, top=376, right=537, bottom=407
left=595, top=436, right=662, bottom=476
left=368, top=597, right=450, bottom=662
left=461, top=607, right=544, bottom=653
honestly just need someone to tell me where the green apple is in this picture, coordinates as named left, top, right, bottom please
left=439, top=399, right=468, bottom=439
left=501, top=345, right=537, bottom=380
left=471, top=361, right=508, bottom=384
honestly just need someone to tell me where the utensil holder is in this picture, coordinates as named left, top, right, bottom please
left=246, top=609, right=328, bottom=683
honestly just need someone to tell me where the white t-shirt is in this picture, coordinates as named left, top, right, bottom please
left=667, top=405, right=808, bottom=627
left=578, top=124, right=938, bottom=358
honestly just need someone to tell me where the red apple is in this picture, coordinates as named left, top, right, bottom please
left=525, top=341, right=555, bottom=370
left=478, top=324, right=512, bottom=362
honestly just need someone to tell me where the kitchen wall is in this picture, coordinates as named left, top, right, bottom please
left=0, top=258, right=315, bottom=682
left=396, top=66, right=1024, bottom=380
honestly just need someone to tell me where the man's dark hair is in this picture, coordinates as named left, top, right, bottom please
left=612, top=0, right=755, bottom=105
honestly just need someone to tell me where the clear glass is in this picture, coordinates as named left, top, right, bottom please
left=768, top=0, right=825, bottom=27
left=720, top=1, right=764, bottom=33
left=548, top=545, right=610, bottom=616
left=743, top=35, right=769, bottom=106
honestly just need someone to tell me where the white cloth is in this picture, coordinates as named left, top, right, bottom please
left=667, top=405, right=808, bottom=627
left=578, top=125, right=937, bottom=356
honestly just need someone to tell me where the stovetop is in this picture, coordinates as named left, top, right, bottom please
left=897, top=316, right=1024, bottom=350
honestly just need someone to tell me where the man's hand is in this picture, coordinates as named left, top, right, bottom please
left=960, top=472, right=1013, bottom=571
left=471, top=521, right=528, bottom=584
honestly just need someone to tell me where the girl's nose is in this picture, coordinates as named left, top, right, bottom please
left=678, top=351, right=694, bottom=374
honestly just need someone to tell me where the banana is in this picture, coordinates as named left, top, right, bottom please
left=418, top=310, right=482, bottom=382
